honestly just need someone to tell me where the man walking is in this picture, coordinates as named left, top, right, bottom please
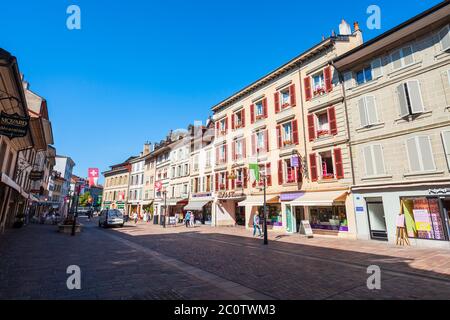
left=185, top=211, right=191, bottom=228
left=253, top=213, right=262, bottom=237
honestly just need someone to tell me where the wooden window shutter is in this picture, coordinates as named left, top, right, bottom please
left=304, top=77, right=312, bottom=101
left=264, top=130, right=269, bottom=153
left=231, top=170, right=235, bottom=190
left=252, top=134, right=256, bottom=155
left=289, top=84, right=296, bottom=107
left=216, top=147, right=220, bottom=165
left=266, top=163, right=272, bottom=186
left=407, top=80, right=424, bottom=114
left=241, top=109, right=246, bottom=128
left=274, top=92, right=280, bottom=113
left=232, top=141, right=236, bottom=161
left=224, top=144, right=228, bottom=162
left=334, top=148, right=344, bottom=179
left=226, top=172, right=229, bottom=190
left=307, top=114, right=315, bottom=141
left=397, top=83, right=409, bottom=118
left=216, top=121, right=219, bottom=137
left=292, top=120, right=299, bottom=145
left=215, top=173, right=219, bottom=191
left=324, top=66, right=332, bottom=92
left=328, top=106, right=337, bottom=135
left=225, top=117, right=228, bottom=133
left=278, top=160, right=283, bottom=185
left=309, top=153, right=318, bottom=182
left=250, top=104, right=255, bottom=124
left=263, top=99, right=268, bottom=118
left=231, top=113, right=235, bottom=130
left=277, top=125, right=282, bottom=148
left=243, top=138, right=247, bottom=159
left=243, top=168, right=248, bottom=188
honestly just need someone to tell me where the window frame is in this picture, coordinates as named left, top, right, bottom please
left=390, top=45, right=414, bottom=70
left=362, top=144, right=386, bottom=177
left=405, top=136, right=437, bottom=173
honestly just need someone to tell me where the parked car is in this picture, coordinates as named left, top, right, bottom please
left=98, top=209, right=124, bottom=228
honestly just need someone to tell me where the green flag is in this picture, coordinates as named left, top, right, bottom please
left=249, top=163, right=260, bottom=184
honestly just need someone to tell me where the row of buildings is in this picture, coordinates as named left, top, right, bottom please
left=102, top=2, right=450, bottom=248
left=0, top=48, right=76, bottom=232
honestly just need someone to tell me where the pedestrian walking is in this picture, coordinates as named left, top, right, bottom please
left=133, top=211, right=138, bottom=224
left=190, top=211, right=195, bottom=227
left=253, top=213, right=262, bottom=237
left=185, top=211, right=191, bottom=228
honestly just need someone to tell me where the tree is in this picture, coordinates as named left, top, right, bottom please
left=78, top=191, right=91, bottom=207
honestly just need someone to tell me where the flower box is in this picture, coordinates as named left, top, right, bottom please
left=256, top=114, right=265, bottom=120
left=235, top=181, right=243, bottom=188
left=281, top=103, right=290, bottom=109
left=317, top=130, right=329, bottom=137
left=235, top=123, right=243, bottom=129
left=219, top=184, right=226, bottom=190
left=283, top=140, right=293, bottom=147
left=313, top=87, right=326, bottom=96
left=321, top=174, right=334, bottom=180
left=220, top=130, right=227, bottom=136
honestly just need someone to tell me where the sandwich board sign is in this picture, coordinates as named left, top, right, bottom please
left=301, top=220, right=314, bottom=238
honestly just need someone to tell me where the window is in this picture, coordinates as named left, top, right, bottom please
left=234, top=139, right=245, bottom=160
left=441, top=131, right=450, bottom=171
left=397, top=80, right=425, bottom=117
left=439, top=24, right=450, bottom=52
left=205, top=151, right=211, bottom=168
left=184, top=164, right=189, bottom=176
left=235, top=169, right=244, bottom=188
left=284, top=159, right=298, bottom=184
left=312, top=72, right=325, bottom=96
left=277, top=120, right=298, bottom=147
left=282, top=122, right=292, bottom=146
left=193, top=155, right=199, bottom=171
left=391, top=46, right=414, bottom=70
left=217, top=172, right=227, bottom=190
left=356, top=66, right=373, bottom=85
left=358, top=96, right=379, bottom=127
left=280, top=88, right=290, bottom=108
left=363, top=145, right=386, bottom=176
left=343, top=72, right=353, bottom=90
left=406, top=136, right=436, bottom=173
left=319, top=151, right=334, bottom=180
left=256, top=131, right=266, bottom=153
left=232, top=109, right=245, bottom=130
left=216, top=144, right=227, bottom=165
left=255, top=100, right=265, bottom=120
left=316, top=111, right=329, bottom=137
left=218, top=118, right=227, bottom=135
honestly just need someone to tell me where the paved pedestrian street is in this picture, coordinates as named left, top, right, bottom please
left=0, top=218, right=449, bottom=300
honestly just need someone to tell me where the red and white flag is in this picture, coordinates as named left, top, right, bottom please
left=88, top=168, right=99, bottom=187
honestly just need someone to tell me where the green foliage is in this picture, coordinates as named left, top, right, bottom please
left=78, top=191, right=91, bottom=207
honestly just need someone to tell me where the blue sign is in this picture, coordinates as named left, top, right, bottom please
left=356, top=206, right=365, bottom=213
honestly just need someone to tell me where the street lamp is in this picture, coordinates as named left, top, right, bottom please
left=162, top=189, right=167, bottom=228
left=261, top=171, right=268, bottom=245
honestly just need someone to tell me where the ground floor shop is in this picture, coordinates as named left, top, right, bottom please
left=214, top=192, right=246, bottom=227
left=238, top=195, right=283, bottom=231
left=353, top=186, right=450, bottom=248
left=184, top=196, right=213, bottom=225
left=285, top=190, right=355, bottom=238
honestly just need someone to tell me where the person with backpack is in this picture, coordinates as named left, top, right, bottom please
left=253, top=213, right=262, bottom=237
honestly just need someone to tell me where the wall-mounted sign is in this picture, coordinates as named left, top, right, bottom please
left=0, top=112, right=29, bottom=139
left=29, top=171, right=44, bottom=181
left=429, top=188, right=450, bottom=195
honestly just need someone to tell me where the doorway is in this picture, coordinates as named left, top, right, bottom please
left=441, top=199, right=450, bottom=241
left=367, top=199, right=388, bottom=241
left=295, top=207, right=305, bottom=233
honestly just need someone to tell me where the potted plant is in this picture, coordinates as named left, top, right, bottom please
left=283, top=140, right=293, bottom=146
left=317, top=129, right=329, bottom=137
left=256, top=114, right=265, bottom=120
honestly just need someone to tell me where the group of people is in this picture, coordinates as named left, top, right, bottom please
left=184, top=211, right=196, bottom=228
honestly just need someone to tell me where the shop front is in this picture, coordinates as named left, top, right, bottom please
left=353, top=187, right=450, bottom=248
left=238, top=195, right=282, bottom=231
left=281, top=192, right=305, bottom=233
left=289, top=190, right=352, bottom=237
left=215, top=191, right=246, bottom=226
left=184, top=196, right=213, bottom=225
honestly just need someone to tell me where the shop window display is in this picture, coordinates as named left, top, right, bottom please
left=258, top=204, right=282, bottom=227
left=402, top=197, right=446, bottom=241
left=309, top=206, right=348, bottom=232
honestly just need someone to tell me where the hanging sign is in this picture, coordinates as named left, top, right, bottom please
left=0, top=112, right=29, bottom=139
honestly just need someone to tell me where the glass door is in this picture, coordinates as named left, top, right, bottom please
left=367, top=201, right=388, bottom=241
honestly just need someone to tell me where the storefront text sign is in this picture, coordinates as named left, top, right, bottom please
left=218, top=192, right=244, bottom=199
left=301, top=220, right=314, bottom=238
left=429, top=188, right=450, bottom=195
left=0, top=112, right=29, bottom=139
left=413, top=209, right=432, bottom=232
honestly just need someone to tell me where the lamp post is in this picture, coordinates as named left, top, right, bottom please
left=163, top=189, right=167, bottom=228
left=71, top=184, right=80, bottom=236
left=262, top=172, right=268, bottom=245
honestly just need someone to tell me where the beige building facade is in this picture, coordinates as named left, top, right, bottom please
left=333, top=2, right=450, bottom=248
left=102, top=160, right=131, bottom=212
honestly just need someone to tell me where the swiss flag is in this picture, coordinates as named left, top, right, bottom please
left=88, top=168, right=99, bottom=187
left=155, top=181, right=163, bottom=192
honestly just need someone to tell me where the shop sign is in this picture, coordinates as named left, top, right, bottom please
left=193, top=193, right=212, bottom=198
left=29, top=171, right=44, bottom=181
left=0, top=112, right=29, bottom=139
left=301, top=220, right=314, bottom=238
left=429, top=188, right=450, bottom=195
left=218, top=191, right=245, bottom=199
left=413, top=209, right=432, bottom=232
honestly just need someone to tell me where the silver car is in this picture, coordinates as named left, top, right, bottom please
left=98, top=209, right=124, bottom=228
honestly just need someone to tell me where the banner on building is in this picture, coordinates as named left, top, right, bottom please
left=88, top=168, right=99, bottom=187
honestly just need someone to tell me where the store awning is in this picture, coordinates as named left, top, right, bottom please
left=141, top=200, right=154, bottom=206
left=1, top=173, right=21, bottom=193
left=238, top=195, right=279, bottom=207
left=289, top=191, right=348, bottom=206
left=184, top=200, right=211, bottom=211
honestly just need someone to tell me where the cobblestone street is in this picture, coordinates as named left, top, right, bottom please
left=0, top=218, right=449, bottom=300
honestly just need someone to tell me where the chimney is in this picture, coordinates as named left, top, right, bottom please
left=353, top=21, right=363, bottom=45
left=353, top=21, right=360, bottom=32
left=143, top=142, right=151, bottom=155
left=339, top=19, right=352, bottom=35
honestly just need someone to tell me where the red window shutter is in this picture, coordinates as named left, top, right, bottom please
left=224, top=144, right=228, bottom=162
left=226, top=172, right=229, bottom=190
left=243, top=168, right=248, bottom=188
left=225, top=117, right=229, bottom=133
left=292, top=120, right=299, bottom=145
left=216, top=122, right=219, bottom=137
left=241, top=109, right=246, bottom=128
left=274, top=92, right=280, bottom=113
left=324, top=66, right=332, bottom=92
left=216, top=147, right=220, bottom=165
left=231, top=114, right=235, bottom=130
left=277, top=125, right=282, bottom=148
left=232, top=141, right=236, bottom=161
left=266, top=163, right=272, bottom=186
left=262, top=98, right=268, bottom=118
left=231, top=171, right=235, bottom=189
left=215, top=173, right=219, bottom=191
left=304, top=77, right=312, bottom=101
left=309, top=153, right=318, bottom=182
left=290, top=84, right=296, bottom=107
left=243, top=138, right=247, bottom=158
left=328, top=106, right=337, bottom=135
left=334, top=148, right=344, bottom=179
left=278, top=160, right=283, bottom=185
left=264, top=130, right=269, bottom=153
left=250, top=104, right=255, bottom=124
left=307, top=114, right=316, bottom=141
left=252, top=134, right=256, bottom=155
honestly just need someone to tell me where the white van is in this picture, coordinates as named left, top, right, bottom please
left=98, top=209, right=124, bottom=228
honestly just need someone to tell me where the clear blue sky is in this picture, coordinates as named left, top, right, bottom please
left=0, top=0, right=441, bottom=180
